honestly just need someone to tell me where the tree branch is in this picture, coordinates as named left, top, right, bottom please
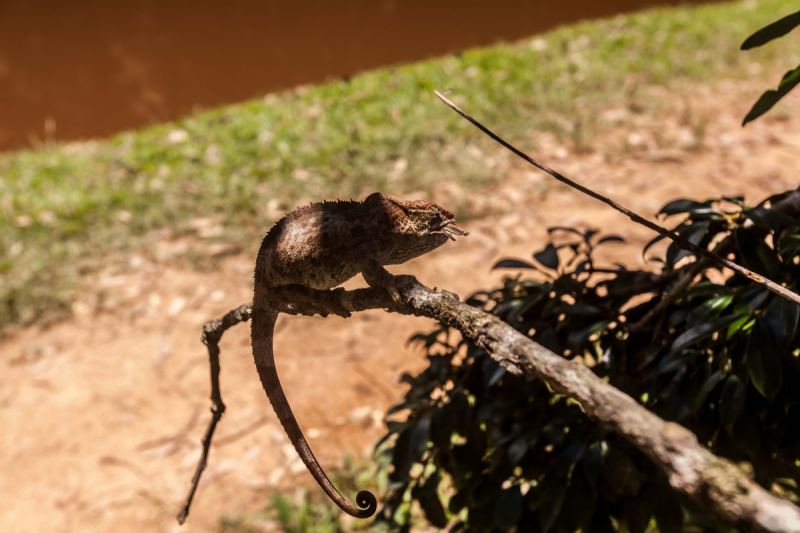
left=181, top=280, right=800, bottom=532
left=176, top=301, right=251, bottom=525
left=434, top=90, right=800, bottom=306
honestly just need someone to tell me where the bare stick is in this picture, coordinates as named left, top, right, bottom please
left=434, top=90, right=800, bottom=306
left=176, top=301, right=252, bottom=525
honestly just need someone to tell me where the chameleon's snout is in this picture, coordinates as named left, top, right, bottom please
left=431, top=219, right=469, bottom=241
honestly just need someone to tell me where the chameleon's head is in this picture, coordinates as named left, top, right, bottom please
left=367, top=193, right=469, bottom=241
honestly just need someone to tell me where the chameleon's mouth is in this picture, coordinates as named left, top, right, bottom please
left=427, top=219, right=469, bottom=241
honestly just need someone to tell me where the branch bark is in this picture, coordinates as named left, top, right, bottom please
left=181, top=279, right=800, bottom=532
left=176, top=301, right=251, bottom=525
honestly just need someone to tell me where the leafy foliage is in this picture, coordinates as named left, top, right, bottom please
left=375, top=189, right=800, bottom=532
left=742, top=9, right=800, bottom=124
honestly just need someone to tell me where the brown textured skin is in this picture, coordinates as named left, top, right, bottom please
left=251, top=192, right=467, bottom=518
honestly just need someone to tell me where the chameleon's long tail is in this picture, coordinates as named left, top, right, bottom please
left=251, top=289, right=377, bottom=519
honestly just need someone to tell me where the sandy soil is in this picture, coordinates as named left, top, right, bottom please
left=1, top=82, right=798, bottom=533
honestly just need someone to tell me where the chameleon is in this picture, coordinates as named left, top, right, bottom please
left=251, top=192, right=468, bottom=518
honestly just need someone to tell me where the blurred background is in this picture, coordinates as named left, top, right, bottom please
left=1, top=0, right=710, bottom=151
left=1, top=1, right=799, bottom=533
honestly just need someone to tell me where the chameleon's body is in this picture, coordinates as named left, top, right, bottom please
left=251, top=192, right=467, bottom=518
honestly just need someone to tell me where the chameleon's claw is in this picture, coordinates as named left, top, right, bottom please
left=386, top=279, right=403, bottom=304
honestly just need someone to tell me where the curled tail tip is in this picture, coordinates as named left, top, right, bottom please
left=353, top=490, right=378, bottom=519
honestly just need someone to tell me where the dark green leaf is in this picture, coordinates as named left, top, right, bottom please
left=693, top=370, right=724, bottom=412
left=417, top=471, right=448, bottom=528
left=719, top=375, right=747, bottom=433
left=538, top=480, right=567, bottom=532
left=486, top=360, right=506, bottom=387
left=643, top=232, right=668, bottom=259
left=431, top=405, right=455, bottom=450
left=747, top=319, right=783, bottom=401
left=632, top=345, right=663, bottom=372
left=722, top=196, right=745, bottom=206
left=385, top=420, right=409, bottom=434
left=658, top=199, right=707, bottom=216
left=652, top=481, right=683, bottom=533
left=534, top=244, right=559, bottom=270
left=743, top=65, right=800, bottom=125
left=445, top=390, right=472, bottom=436
left=671, top=314, right=744, bottom=353
left=667, top=307, right=692, bottom=329
left=735, top=227, right=782, bottom=278
left=726, top=315, right=750, bottom=340
left=508, top=429, right=538, bottom=464
left=779, top=234, right=800, bottom=259
left=732, top=411, right=761, bottom=456
left=736, top=286, right=771, bottom=314
left=390, top=427, right=413, bottom=482
left=548, top=226, right=583, bottom=237
left=493, top=486, right=524, bottom=531
left=589, top=502, right=616, bottom=533
left=559, top=466, right=596, bottom=532
left=666, top=221, right=709, bottom=266
left=448, top=488, right=470, bottom=515
left=468, top=498, right=496, bottom=530
left=568, top=320, right=610, bottom=349
left=552, top=442, right=586, bottom=480
left=656, top=351, right=692, bottom=376
left=583, top=441, right=604, bottom=487
left=493, top=259, right=538, bottom=270
left=549, top=302, right=604, bottom=317
left=386, top=403, right=411, bottom=416
left=764, top=292, right=800, bottom=346
left=409, top=415, right=431, bottom=459
left=686, top=295, right=733, bottom=328
left=625, top=485, right=653, bottom=533
left=741, top=10, right=800, bottom=49
left=596, top=234, right=625, bottom=245
left=557, top=468, right=596, bottom=531
left=745, top=206, right=780, bottom=232
left=601, top=447, right=643, bottom=496
left=448, top=521, right=465, bottom=533
left=472, top=476, right=502, bottom=508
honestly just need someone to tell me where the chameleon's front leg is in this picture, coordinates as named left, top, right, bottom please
left=361, top=258, right=403, bottom=304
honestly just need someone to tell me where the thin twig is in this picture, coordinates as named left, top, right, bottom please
left=433, top=90, right=800, bottom=306
left=176, top=301, right=252, bottom=525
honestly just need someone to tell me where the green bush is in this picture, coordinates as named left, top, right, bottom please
left=375, top=188, right=800, bottom=532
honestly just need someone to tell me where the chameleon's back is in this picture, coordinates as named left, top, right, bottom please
left=257, top=200, right=382, bottom=290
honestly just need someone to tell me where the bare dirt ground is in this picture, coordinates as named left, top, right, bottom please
left=1, top=82, right=799, bottom=533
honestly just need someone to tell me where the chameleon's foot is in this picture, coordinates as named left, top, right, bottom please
left=384, top=277, right=403, bottom=304
left=362, top=260, right=404, bottom=304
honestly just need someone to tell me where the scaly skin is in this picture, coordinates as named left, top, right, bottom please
left=252, top=192, right=467, bottom=518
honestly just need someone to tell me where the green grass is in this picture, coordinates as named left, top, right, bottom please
left=218, top=454, right=386, bottom=533
left=1, top=0, right=799, bottom=331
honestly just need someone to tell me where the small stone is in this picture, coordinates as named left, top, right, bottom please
left=168, top=297, right=186, bottom=316
left=167, top=129, right=189, bottom=144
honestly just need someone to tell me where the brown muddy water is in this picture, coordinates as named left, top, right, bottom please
left=0, top=0, right=713, bottom=151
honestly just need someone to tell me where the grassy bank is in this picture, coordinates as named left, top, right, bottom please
left=1, top=0, right=799, bottom=331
